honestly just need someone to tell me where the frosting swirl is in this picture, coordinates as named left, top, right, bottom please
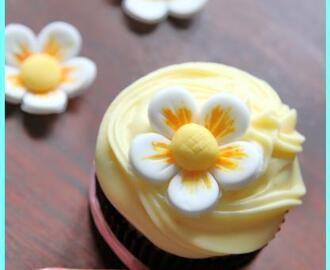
left=95, top=63, right=305, bottom=258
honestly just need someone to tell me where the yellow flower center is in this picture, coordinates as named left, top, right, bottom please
left=170, top=123, right=218, bottom=171
left=20, top=54, right=61, bottom=93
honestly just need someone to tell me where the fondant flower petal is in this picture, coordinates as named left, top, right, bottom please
left=129, top=133, right=177, bottom=183
left=169, top=0, right=208, bottom=19
left=201, top=94, right=250, bottom=144
left=168, top=171, right=220, bottom=215
left=5, top=24, right=36, bottom=66
left=211, top=141, right=263, bottom=190
left=5, top=66, right=27, bottom=104
left=38, top=22, right=81, bottom=61
left=21, top=90, right=68, bottom=114
left=59, top=57, right=97, bottom=98
left=122, top=0, right=168, bottom=24
left=148, top=87, right=197, bottom=138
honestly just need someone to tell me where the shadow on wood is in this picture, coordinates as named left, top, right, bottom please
left=5, top=102, right=20, bottom=119
left=23, top=113, right=59, bottom=139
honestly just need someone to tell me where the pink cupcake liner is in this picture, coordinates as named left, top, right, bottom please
left=89, top=168, right=149, bottom=270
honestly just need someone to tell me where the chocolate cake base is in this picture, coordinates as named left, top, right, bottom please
left=91, top=175, right=261, bottom=270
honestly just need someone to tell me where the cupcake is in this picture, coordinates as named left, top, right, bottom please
left=92, top=63, right=306, bottom=270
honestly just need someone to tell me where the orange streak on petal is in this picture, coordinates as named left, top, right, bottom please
left=145, top=141, right=174, bottom=164
left=204, top=106, right=235, bottom=140
left=162, top=107, right=192, bottom=131
left=7, top=74, right=23, bottom=88
left=60, top=66, right=75, bottom=84
left=181, top=171, right=211, bottom=192
left=42, top=37, right=61, bottom=59
left=15, top=44, right=31, bottom=63
left=215, top=145, right=247, bottom=171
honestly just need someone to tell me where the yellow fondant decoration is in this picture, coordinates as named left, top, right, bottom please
left=20, top=53, right=61, bottom=93
left=170, top=123, right=218, bottom=171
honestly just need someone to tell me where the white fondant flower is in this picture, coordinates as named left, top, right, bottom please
left=5, top=22, right=97, bottom=114
left=130, top=87, right=263, bottom=215
left=122, top=0, right=208, bottom=24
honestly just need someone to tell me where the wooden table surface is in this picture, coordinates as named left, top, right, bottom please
left=6, top=0, right=325, bottom=269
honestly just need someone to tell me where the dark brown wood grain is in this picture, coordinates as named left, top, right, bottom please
left=5, top=0, right=325, bottom=269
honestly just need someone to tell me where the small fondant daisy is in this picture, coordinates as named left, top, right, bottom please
left=130, top=87, right=263, bottom=215
left=122, top=0, right=208, bottom=24
left=5, top=22, right=97, bottom=114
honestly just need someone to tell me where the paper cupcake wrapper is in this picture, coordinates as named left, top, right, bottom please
left=89, top=169, right=149, bottom=270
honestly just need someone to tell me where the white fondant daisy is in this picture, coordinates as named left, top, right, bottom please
left=5, top=22, right=97, bottom=114
left=122, top=0, right=208, bottom=24
left=130, top=87, right=263, bottom=215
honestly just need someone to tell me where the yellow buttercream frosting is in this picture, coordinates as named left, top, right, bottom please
left=95, top=63, right=305, bottom=258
